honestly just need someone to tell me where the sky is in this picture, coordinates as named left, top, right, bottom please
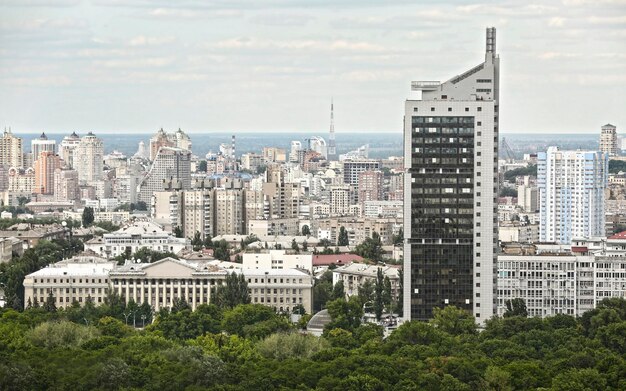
left=0, top=0, right=625, bottom=135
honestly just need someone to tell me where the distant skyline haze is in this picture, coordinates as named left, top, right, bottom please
left=0, top=0, right=624, bottom=134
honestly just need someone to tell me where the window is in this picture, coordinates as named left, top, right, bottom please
left=413, top=107, right=418, bottom=112
left=477, top=121, right=482, bottom=126
left=477, top=107, right=482, bottom=111
left=448, top=107, right=452, bottom=112
left=465, top=107, right=469, bottom=112
left=431, top=107, right=435, bottom=112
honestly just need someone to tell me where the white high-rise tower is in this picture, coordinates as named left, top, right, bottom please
left=404, top=28, right=499, bottom=323
left=74, top=132, right=104, bottom=184
left=538, top=147, right=607, bottom=244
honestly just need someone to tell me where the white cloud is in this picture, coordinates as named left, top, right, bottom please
left=213, top=37, right=387, bottom=53
left=538, top=52, right=581, bottom=59
left=1, top=75, right=72, bottom=87
left=549, top=17, right=566, bottom=27
left=457, top=3, right=557, bottom=16
left=587, top=15, right=626, bottom=25
left=128, top=35, right=176, bottom=46
left=146, top=7, right=242, bottom=19
left=93, top=57, right=174, bottom=68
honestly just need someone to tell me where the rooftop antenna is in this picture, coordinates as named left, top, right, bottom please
left=328, top=98, right=337, bottom=160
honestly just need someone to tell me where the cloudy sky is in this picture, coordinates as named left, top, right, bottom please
left=1, top=0, right=624, bottom=134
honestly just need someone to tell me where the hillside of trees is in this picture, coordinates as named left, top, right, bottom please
left=1, top=297, right=625, bottom=390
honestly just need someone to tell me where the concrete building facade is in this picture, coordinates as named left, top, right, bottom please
left=404, top=28, right=500, bottom=322
left=538, top=147, right=607, bottom=244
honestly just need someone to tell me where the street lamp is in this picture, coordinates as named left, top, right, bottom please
left=123, top=311, right=131, bottom=325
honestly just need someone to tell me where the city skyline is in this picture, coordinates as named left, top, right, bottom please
left=1, top=0, right=624, bottom=134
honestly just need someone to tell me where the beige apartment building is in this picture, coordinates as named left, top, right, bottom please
left=23, top=254, right=116, bottom=308
left=313, top=217, right=400, bottom=246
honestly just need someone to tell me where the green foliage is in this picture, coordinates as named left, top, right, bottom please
left=499, top=187, right=518, bottom=197
left=313, top=270, right=334, bottom=312
left=338, top=226, right=349, bottom=246
left=302, top=224, right=311, bottom=236
left=191, top=231, right=203, bottom=250
left=355, top=231, right=383, bottom=262
left=325, top=297, right=364, bottom=332
left=504, top=298, right=528, bottom=318
left=0, top=297, right=625, bottom=390
left=257, top=331, right=330, bottom=360
left=503, top=164, right=537, bottom=182
left=221, top=304, right=289, bottom=338
left=207, top=239, right=231, bottom=261
left=149, top=304, right=222, bottom=340
left=609, top=159, right=626, bottom=174
left=291, top=238, right=300, bottom=253
left=28, top=320, right=99, bottom=348
left=212, top=272, right=251, bottom=309
left=93, top=220, right=120, bottom=232
left=114, top=247, right=179, bottom=264
left=430, top=306, right=477, bottom=336
left=0, top=239, right=83, bottom=309
left=81, top=206, right=95, bottom=227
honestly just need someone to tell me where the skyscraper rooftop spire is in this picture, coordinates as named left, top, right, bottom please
left=486, top=27, right=496, bottom=54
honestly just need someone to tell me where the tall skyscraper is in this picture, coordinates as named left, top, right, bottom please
left=31, top=132, right=56, bottom=163
left=138, top=147, right=191, bottom=204
left=74, top=132, right=104, bottom=184
left=0, top=128, right=23, bottom=168
left=54, top=168, right=79, bottom=201
left=327, top=99, right=337, bottom=161
left=599, top=124, right=618, bottom=157
left=404, top=28, right=500, bottom=322
left=59, top=132, right=80, bottom=168
left=538, top=147, right=607, bottom=244
left=34, top=151, right=62, bottom=194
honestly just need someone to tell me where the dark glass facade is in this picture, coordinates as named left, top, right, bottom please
left=409, top=115, right=475, bottom=320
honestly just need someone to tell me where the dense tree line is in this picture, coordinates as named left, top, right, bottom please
left=609, top=159, right=626, bottom=174
left=503, top=164, right=537, bottom=182
left=1, top=298, right=625, bottom=390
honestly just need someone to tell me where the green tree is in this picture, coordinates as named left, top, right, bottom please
left=355, top=231, right=383, bottom=262
left=43, top=291, right=57, bottom=312
left=325, top=297, right=364, bottom=332
left=198, top=160, right=207, bottom=172
left=257, top=331, right=329, bottom=360
left=221, top=304, right=286, bottom=338
left=302, top=224, right=311, bottom=236
left=291, top=238, right=300, bottom=253
left=392, top=228, right=403, bottom=245
left=81, top=206, right=95, bottom=228
left=551, top=368, right=607, bottom=391
left=191, top=231, right=203, bottom=250
left=313, top=270, right=333, bottom=311
left=211, top=239, right=231, bottom=262
left=212, top=272, right=251, bottom=309
left=173, top=226, right=184, bottom=238
left=504, top=298, right=528, bottom=318
left=429, top=305, right=477, bottom=336
left=332, top=280, right=345, bottom=300
left=374, top=268, right=385, bottom=320
left=338, top=226, right=349, bottom=246
left=358, top=279, right=375, bottom=306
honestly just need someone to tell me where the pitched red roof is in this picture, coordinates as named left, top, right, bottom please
left=312, top=253, right=364, bottom=266
left=608, top=231, right=626, bottom=240
left=571, top=246, right=588, bottom=253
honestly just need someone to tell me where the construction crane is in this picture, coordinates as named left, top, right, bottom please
left=500, top=137, right=517, bottom=162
